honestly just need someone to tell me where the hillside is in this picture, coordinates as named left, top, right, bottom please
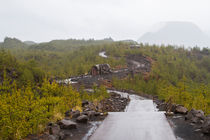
left=138, top=22, right=210, bottom=48
left=23, top=41, right=36, bottom=45
left=0, top=37, right=27, bottom=49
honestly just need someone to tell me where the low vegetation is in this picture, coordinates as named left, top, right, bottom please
left=112, top=46, right=210, bottom=114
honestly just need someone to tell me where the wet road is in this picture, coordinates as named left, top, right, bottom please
left=99, top=51, right=108, bottom=58
left=90, top=91, right=176, bottom=140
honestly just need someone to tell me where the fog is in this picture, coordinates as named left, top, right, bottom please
left=0, top=0, right=210, bottom=42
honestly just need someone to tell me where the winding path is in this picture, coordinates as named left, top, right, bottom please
left=99, top=51, right=108, bottom=58
left=90, top=91, right=176, bottom=140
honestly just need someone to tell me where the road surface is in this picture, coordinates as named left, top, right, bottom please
left=90, top=91, right=176, bottom=140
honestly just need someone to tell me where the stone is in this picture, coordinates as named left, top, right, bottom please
left=49, top=124, right=60, bottom=135
left=88, top=111, right=96, bottom=120
left=201, top=117, right=210, bottom=134
left=95, top=112, right=100, bottom=116
left=174, top=105, right=188, bottom=114
left=82, top=100, right=89, bottom=107
left=100, top=113, right=104, bottom=116
left=194, top=110, right=205, bottom=120
left=169, top=104, right=177, bottom=112
left=65, top=110, right=71, bottom=117
left=58, top=119, right=77, bottom=129
left=76, top=115, right=88, bottom=123
left=58, top=131, right=65, bottom=140
left=165, top=112, right=174, bottom=116
left=185, top=109, right=205, bottom=124
left=71, top=110, right=80, bottom=118
left=194, top=129, right=201, bottom=132
left=82, top=111, right=89, bottom=115
left=157, top=103, right=167, bottom=111
left=47, top=135, right=57, bottom=140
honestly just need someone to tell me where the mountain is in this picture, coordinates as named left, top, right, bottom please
left=23, top=41, right=36, bottom=45
left=0, top=37, right=27, bottom=49
left=138, top=21, right=210, bottom=48
left=120, top=40, right=138, bottom=44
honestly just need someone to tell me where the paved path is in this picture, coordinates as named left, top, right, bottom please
left=90, top=91, right=176, bottom=140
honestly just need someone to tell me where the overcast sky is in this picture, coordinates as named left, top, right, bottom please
left=0, top=0, right=210, bottom=42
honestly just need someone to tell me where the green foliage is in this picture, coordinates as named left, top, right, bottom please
left=0, top=76, right=81, bottom=139
left=0, top=76, right=110, bottom=139
left=80, top=85, right=109, bottom=102
left=0, top=50, right=44, bottom=87
left=112, top=46, right=210, bottom=115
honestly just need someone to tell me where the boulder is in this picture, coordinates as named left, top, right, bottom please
left=47, top=135, right=57, bottom=140
left=82, top=111, right=88, bottom=115
left=71, top=110, right=80, bottom=118
left=49, top=124, right=60, bottom=135
left=185, top=109, right=205, bottom=123
left=165, top=112, right=174, bottom=116
left=166, top=104, right=178, bottom=112
left=157, top=103, right=167, bottom=111
left=58, top=119, right=77, bottom=129
left=76, top=115, right=88, bottom=123
left=95, top=112, right=100, bottom=116
left=174, top=105, right=188, bottom=114
left=65, top=110, right=71, bottom=117
left=82, top=100, right=89, bottom=107
left=58, top=131, right=65, bottom=140
left=201, top=117, right=210, bottom=134
left=88, top=111, right=96, bottom=121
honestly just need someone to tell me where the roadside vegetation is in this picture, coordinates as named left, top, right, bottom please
left=112, top=46, right=210, bottom=114
left=0, top=49, right=109, bottom=139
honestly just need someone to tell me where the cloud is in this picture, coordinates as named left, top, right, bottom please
left=0, top=0, right=210, bottom=42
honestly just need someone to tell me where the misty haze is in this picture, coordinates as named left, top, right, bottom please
left=138, top=21, right=210, bottom=48
left=0, top=0, right=209, bottom=140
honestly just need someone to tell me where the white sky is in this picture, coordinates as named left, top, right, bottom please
left=0, top=0, right=210, bottom=42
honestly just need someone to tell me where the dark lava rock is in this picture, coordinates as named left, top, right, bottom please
left=47, top=135, right=57, bottom=140
left=88, top=111, right=96, bottom=121
left=76, top=115, right=88, bottom=123
left=82, top=100, right=89, bottom=107
left=175, top=105, right=188, bottom=114
left=170, top=104, right=178, bottom=112
left=81, top=111, right=88, bottom=115
left=168, top=114, right=210, bottom=140
left=186, top=109, right=205, bottom=124
left=58, top=131, right=65, bottom=140
left=49, top=124, right=60, bottom=135
left=158, top=103, right=167, bottom=111
left=165, top=112, right=174, bottom=116
left=95, top=112, right=100, bottom=116
left=202, top=117, right=210, bottom=135
left=58, top=119, right=77, bottom=129
left=71, top=110, right=80, bottom=118
left=65, top=110, right=71, bottom=117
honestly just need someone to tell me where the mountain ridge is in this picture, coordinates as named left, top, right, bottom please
left=138, top=21, right=210, bottom=48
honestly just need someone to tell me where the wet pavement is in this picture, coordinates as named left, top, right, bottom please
left=90, top=91, right=176, bottom=140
